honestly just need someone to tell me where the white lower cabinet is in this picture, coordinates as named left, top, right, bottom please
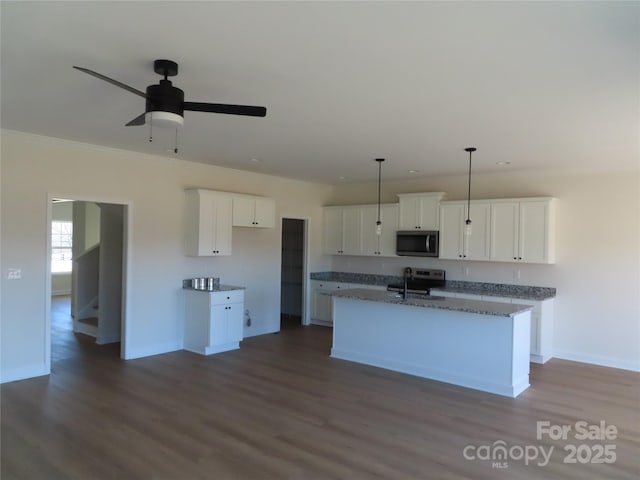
left=432, top=289, right=554, bottom=364
left=310, top=281, right=352, bottom=325
left=184, top=289, right=244, bottom=355
left=310, top=281, right=385, bottom=325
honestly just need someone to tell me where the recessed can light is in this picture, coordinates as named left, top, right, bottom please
left=496, top=161, right=511, bottom=165
left=408, top=169, right=419, bottom=174
left=250, top=158, right=261, bottom=163
left=339, top=176, right=346, bottom=181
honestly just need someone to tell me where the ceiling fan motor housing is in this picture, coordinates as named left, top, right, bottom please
left=146, top=80, right=184, bottom=117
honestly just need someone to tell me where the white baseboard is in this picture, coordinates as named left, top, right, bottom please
left=553, top=350, right=640, bottom=372
left=331, top=348, right=528, bottom=398
left=1, top=363, right=49, bottom=384
left=124, top=341, right=181, bottom=360
left=52, top=289, right=72, bottom=296
left=243, top=326, right=279, bottom=338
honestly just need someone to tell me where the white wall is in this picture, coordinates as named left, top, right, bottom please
left=328, top=169, right=640, bottom=371
left=0, top=130, right=333, bottom=382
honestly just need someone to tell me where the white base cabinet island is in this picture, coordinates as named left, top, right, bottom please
left=329, top=289, right=532, bottom=397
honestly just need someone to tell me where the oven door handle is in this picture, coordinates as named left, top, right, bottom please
left=425, top=234, right=430, bottom=250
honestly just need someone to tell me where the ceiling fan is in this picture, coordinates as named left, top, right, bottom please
left=73, top=59, right=267, bottom=129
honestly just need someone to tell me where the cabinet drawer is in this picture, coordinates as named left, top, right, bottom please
left=211, top=289, right=245, bottom=305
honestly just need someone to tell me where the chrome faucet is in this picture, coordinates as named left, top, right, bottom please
left=403, top=267, right=413, bottom=300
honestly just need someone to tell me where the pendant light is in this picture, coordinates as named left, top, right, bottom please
left=375, top=158, right=385, bottom=235
left=464, top=147, right=476, bottom=236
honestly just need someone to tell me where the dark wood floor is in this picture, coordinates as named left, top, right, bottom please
left=1, top=297, right=638, bottom=479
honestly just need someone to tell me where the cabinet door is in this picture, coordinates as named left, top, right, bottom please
left=439, top=203, right=465, bottom=259
left=519, top=201, right=549, bottom=263
left=212, top=194, right=233, bottom=255
left=226, top=304, right=244, bottom=342
left=254, top=198, right=275, bottom=228
left=417, top=196, right=440, bottom=230
left=210, top=303, right=228, bottom=345
left=399, top=197, right=419, bottom=230
left=196, top=191, right=217, bottom=255
left=378, top=204, right=399, bottom=256
left=341, top=207, right=362, bottom=255
left=323, top=208, right=344, bottom=254
left=314, top=290, right=333, bottom=322
left=490, top=202, right=519, bottom=262
left=465, top=203, right=491, bottom=261
left=232, top=196, right=255, bottom=227
left=360, top=206, right=380, bottom=256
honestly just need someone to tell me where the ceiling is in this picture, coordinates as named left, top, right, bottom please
left=1, top=1, right=638, bottom=184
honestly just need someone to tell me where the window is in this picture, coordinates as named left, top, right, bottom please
left=52, top=221, right=73, bottom=273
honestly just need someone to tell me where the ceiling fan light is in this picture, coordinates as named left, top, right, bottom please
left=146, top=111, right=184, bottom=128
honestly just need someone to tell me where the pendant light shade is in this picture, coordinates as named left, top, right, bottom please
left=464, top=147, right=476, bottom=236
left=375, top=158, right=385, bottom=235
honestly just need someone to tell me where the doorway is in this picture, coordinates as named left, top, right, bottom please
left=280, top=218, right=306, bottom=329
left=47, top=196, right=129, bottom=369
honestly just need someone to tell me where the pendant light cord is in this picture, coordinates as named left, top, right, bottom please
left=466, top=152, right=471, bottom=224
left=465, top=147, right=476, bottom=225
left=377, top=160, right=382, bottom=223
left=375, top=158, right=384, bottom=226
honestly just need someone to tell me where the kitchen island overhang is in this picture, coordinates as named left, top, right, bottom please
left=327, top=289, right=533, bottom=398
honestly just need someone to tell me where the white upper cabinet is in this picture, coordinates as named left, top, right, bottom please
left=397, top=192, right=445, bottom=230
left=439, top=203, right=466, bottom=260
left=361, top=204, right=399, bottom=256
left=323, top=206, right=362, bottom=255
left=185, top=189, right=233, bottom=256
left=232, top=195, right=275, bottom=228
left=491, top=198, right=555, bottom=264
left=341, top=207, right=363, bottom=255
left=323, top=204, right=398, bottom=257
left=440, top=202, right=491, bottom=261
left=440, top=198, right=554, bottom=264
left=323, top=207, right=344, bottom=255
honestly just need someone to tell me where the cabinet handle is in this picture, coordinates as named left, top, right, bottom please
left=513, top=257, right=517, bottom=260
left=518, top=257, right=522, bottom=260
left=459, top=254, right=462, bottom=258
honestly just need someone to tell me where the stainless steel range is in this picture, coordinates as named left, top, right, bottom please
left=387, top=268, right=446, bottom=296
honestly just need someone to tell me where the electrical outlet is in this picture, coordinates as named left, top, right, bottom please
left=513, top=269, right=521, bottom=281
left=245, top=309, right=251, bottom=327
left=464, top=267, right=470, bottom=276
left=7, top=268, right=21, bottom=280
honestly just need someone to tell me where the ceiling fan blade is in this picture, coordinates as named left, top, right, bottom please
left=73, top=66, right=146, bottom=98
left=184, top=101, right=267, bottom=117
left=125, top=113, right=146, bottom=126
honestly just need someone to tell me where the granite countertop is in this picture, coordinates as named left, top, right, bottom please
left=325, top=288, right=533, bottom=318
left=183, top=284, right=245, bottom=292
left=310, top=271, right=556, bottom=301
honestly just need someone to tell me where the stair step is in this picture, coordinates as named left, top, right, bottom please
left=78, top=317, right=98, bottom=327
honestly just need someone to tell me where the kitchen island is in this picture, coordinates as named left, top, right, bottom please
left=328, top=289, right=532, bottom=397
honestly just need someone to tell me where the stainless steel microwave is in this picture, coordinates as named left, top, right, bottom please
left=396, top=231, right=439, bottom=257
